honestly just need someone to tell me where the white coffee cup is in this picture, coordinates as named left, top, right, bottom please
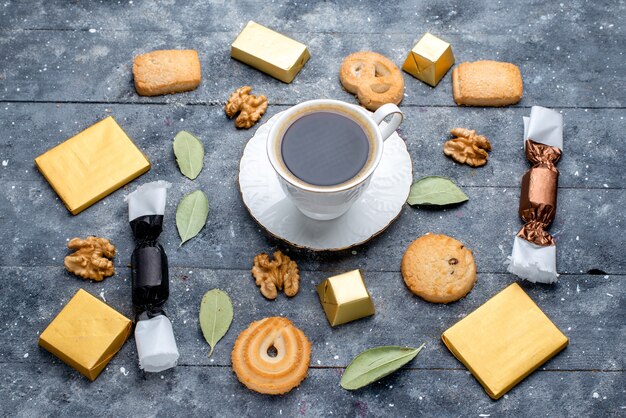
left=267, top=99, right=403, bottom=220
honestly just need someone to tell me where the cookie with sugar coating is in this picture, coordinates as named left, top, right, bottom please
left=452, top=60, right=522, bottom=107
left=133, top=50, right=201, bottom=96
left=402, top=233, right=477, bottom=303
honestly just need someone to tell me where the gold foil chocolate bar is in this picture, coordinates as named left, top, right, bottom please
left=35, top=116, right=150, bottom=215
left=231, top=21, right=310, bottom=83
left=317, top=270, right=375, bottom=327
left=38, top=289, right=132, bottom=381
left=402, top=32, right=455, bottom=87
left=442, top=283, right=568, bottom=399
left=508, top=106, right=563, bottom=284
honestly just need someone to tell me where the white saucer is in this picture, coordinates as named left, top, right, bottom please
left=238, top=110, right=413, bottom=251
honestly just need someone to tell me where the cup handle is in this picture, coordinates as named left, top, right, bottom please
left=372, top=103, right=404, bottom=141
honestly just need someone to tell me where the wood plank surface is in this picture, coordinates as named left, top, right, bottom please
left=0, top=30, right=623, bottom=107
left=0, top=0, right=624, bottom=416
left=1, top=267, right=623, bottom=370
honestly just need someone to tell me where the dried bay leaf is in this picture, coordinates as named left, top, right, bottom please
left=407, top=176, right=468, bottom=206
left=340, top=344, right=425, bottom=390
left=173, top=131, right=204, bottom=180
left=176, top=190, right=209, bottom=246
left=199, top=289, right=234, bottom=357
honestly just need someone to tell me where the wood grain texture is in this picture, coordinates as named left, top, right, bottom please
left=2, top=267, right=623, bottom=371
left=2, top=364, right=624, bottom=417
left=0, top=30, right=623, bottom=107
left=0, top=0, right=624, bottom=416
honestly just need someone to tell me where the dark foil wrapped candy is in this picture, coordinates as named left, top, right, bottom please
left=126, top=181, right=179, bottom=372
left=131, top=242, right=169, bottom=313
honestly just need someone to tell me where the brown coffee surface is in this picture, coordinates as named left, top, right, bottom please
left=280, top=112, right=370, bottom=187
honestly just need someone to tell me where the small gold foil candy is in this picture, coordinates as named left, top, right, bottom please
left=231, top=21, right=310, bottom=83
left=402, top=32, right=455, bottom=87
left=316, top=270, right=375, bottom=327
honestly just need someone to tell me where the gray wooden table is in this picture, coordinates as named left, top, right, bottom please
left=1, top=1, right=624, bottom=416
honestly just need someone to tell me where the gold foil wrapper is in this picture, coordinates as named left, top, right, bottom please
left=402, top=32, right=455, bottom=87
left=231, top=21, right=310, bottom=83
left=517, top=139, right=562, bottom=246
left=34, top=116, right=151, bottom=215
left=442, top=283, right=568, bottom=399
left=38, top=289, right=132, bottom=381
left=316, top=270, right=375, bottom=327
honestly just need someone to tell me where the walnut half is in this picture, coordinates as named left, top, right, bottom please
left=251, top=251, right=300, bottom=300
left=443, top=127, right=492, bottom=167
left=225, top=86, right=268, bottom=129
left=64, top=236, right=116, bottom=281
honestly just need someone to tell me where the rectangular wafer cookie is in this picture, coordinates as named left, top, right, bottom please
left=133, top=50, right=201, bottom=96
left=452, top=60, right=523, bottom=107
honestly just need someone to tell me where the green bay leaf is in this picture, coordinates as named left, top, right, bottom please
left=340, top=344, right=425, bottom=390
left=407, top=176, right=468, bottom=206
left=173, top=131, right=204, bottom=180
left=176, top=190, right=209, bottom=246
left=199, top=289, right=234, bottom=357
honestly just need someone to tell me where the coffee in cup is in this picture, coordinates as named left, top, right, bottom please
left=280, top=111, right=373, bottom=187
left=267, top=100, right=403, bottom=220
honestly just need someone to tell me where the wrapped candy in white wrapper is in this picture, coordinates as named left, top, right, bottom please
left=508, top=236, right=558, bottom=283
left=127, top=181, right=179, bottom=372
left=507, top=106, right=563, bottom=284
left=135, top=315, right=180, bottom=372
left=523, top=106, right=563, bottom=150
left=125, top=180, right=171, bottom=220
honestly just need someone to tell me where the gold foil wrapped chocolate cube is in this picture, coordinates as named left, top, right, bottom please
left=38, top=289, right=132, bottom=381
left=317, top=270, right=375, bottom=327
left=402, top=32, right=455, bottom=87
left=34, top=116, right=150, bottom=215
left=442, top=283, right=568, bottom=399
left=231, top=21, right=310, bottom=83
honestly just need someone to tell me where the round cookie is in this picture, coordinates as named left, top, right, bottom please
left=231, top=317, right=311, bottom=395
left=401, top=234, right=477, bottom=303
left=339, top=51, right=404, bottom=111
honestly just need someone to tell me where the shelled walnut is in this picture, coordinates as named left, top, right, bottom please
left=251, top=251, right=300, bottom=300
left=64, top=236, right=116, bottom=281
left=443, top=128, right=492, bottom=167
left=225, top=86, right=268, bottom=129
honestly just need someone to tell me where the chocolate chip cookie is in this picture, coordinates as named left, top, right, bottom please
left=401, top=233, right=477, bottom=303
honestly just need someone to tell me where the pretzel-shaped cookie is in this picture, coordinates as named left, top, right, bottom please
left=340, top=52, right=404, bottom=111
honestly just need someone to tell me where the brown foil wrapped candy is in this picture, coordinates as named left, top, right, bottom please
left=508, top=107, right=563, bottom=284
left=518, top=140, right=562, bottom=246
